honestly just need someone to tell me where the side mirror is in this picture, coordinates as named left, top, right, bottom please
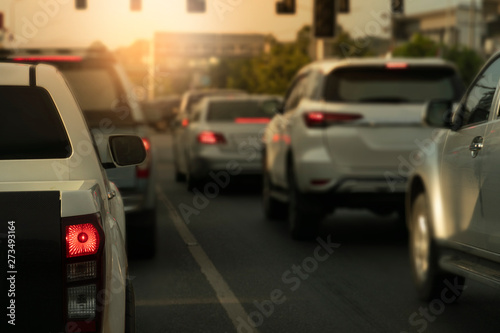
left=108, top=135, right=146, bottom=167
left=423, top=100, right=454, bottom=128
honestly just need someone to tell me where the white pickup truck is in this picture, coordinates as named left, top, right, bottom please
left=0, top=63, right=145, bottom=332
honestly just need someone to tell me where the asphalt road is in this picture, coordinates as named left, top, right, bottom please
left=129, top=133, right=500, bottom=333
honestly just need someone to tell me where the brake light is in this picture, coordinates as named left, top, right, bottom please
left=136, top=137, right=151, bottom=179
left=304, top=112, right=363, bottom=127
left=386, top=62, right=408, bottom=69
left=182, top=118, right=189, bottom=127
left=12, top=55, right=82, bottom=62
left=66, top=223, right=100, bottom=258
left=142, top=137, right=151, bottom=151
left=62, top=213, right=105, bottom=333
left=197, top=131, right=226, bottom=144
left=234, top=117, right=270, bottom=124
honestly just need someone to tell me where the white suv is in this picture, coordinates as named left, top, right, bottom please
left=262, top=58, right=464, bottom=240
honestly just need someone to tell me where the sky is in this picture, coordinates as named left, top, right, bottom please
left=0, top=0, right=471, bottom=50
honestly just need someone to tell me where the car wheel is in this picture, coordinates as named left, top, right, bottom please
left=174, top=159, right=185, bottom=182
left=288, top=167, right=322, bottom=240
left=127, top=209, right=157, bottom=259
left=125, top=279, right=136, bottom=333
left=186, top=168, right=201, bottom=191
left=262, top=170, right=287, bottom=220
left=410, top=192, right=465, bottom=301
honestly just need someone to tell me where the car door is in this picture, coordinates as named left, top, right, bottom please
left=269, top=72, right=309, bottom=187
left=440, top=56, right=500, bottom=249
left=477, top=57, right=500, bottom=254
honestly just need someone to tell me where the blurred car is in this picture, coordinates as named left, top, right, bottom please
left=262, top=57, right=465, bottom=240
left=0, top=62, right=145, bottom=333
left=406, top=52, right=500, bottom=301
left=141, top=94, right=181, bottom=132
left=172, top=88, right=248, bottom=182
left=0, top=46, right=158, bottom=258
left=183, top=95, right=282, bottom=190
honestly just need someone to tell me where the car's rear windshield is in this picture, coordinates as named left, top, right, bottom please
left=0, top=86, right=71, bottom=160
left=186, top=91, right=246, bottom=114
left=59, top=65, right=137, bottom=126
left=206, top=99, right=279, bottom=122
left=324, top=66, right=464, bottom=103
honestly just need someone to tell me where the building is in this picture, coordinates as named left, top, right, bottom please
left=393, top=3, right=484, bottom=53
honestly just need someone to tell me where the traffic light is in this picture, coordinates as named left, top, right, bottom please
left=339, top=0, right=349, bottom=13
left=314, top=0, right=335, bottom=38
left=187, top=0, right=206, bottom=13
left=276, top=0, right=296, bottom=14
left=75, top=0, right=87, bottom=10
left=131, top=0, right=141, bottom=11
left=392, top=0, right=403, bottom=14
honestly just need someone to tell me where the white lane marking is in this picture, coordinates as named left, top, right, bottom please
left=158, top=187, right=258, bottom=333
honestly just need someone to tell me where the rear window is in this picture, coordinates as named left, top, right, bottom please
left=206, top=100, right=279, bottom=122
left=0, top=86, right=71, bottom=160
left=59, top=65, right=136, bottom=127
left=185, top=90, right=246, bottom=114
left=324, top=66, right=464, bottom=103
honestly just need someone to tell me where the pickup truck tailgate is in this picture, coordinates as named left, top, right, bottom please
left=1, top=191, right=63, bottom=333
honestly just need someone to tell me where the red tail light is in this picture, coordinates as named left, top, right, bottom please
left=66, top=223, right=100, bottom=258
left=304, top=112, right=363, bottom=128
left=136, top=137, right=151, bottom=179
left=234, top=117, right=270, bottom=124
left=386, top=62, right=408, bottom=69
left=13, top=55, right=82, bottom=62
left=197, top=131, right=227, bottom=144
left=182, top=118, right=189, bottom=127
left=62, top=213, right=105, bottom=333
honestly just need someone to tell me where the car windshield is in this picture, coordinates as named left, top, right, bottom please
left=324, top=66, right=463, bottom=103
left=206, top=99, right=278, bottom=122
left=0, top=86, right=70, bottom=159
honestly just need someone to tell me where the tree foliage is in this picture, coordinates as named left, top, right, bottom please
left=210, top=26, right=312, bottom=95
left=392, top=33, right=485, bottom=85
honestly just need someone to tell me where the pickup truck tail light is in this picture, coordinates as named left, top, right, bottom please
left=63, top=213, right=105, bottom=333
left=197, top=131, right=227, bottom=144
left=136, top=137, right=151, bottom=179
left=304, top=112, right=363, bottom=128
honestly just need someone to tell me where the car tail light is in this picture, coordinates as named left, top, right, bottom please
left=12, top=55, right=82, bottom=62
left=386, top=62, right=408, bottom=69
left=136, top=137, right=151, bottom=179
left=182, top=118, right=189, bottom=127
left=62, top=213, right=105, bottom=333
left=197, top=131, right=227, bottom=144
left=304, top=112, right=363, bottom=128
left=234, top=117, right=270, bottom=124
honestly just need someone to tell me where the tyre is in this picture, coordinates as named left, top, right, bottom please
left=125, top=279, right=136, bottom=333
left=127, top=209, right=157, bottom=259
left=262, top=170, right=287, bottom=220
left=288, top=167, right=322, bottom=240
left=186, top=169, right=202, bottom=191
left=174, top=159, right=185, bottom=182
left=409, top=192, right=465, bottom=301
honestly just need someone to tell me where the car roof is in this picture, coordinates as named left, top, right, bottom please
left=299, top=57, right=457, bottom=75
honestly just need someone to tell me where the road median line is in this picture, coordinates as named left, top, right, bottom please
left=157, top=186, right=259, bottom=333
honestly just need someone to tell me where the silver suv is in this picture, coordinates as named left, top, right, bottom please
left=263, top=58, right=464, bottom=240
left=407, top=52, right=500, bottom=300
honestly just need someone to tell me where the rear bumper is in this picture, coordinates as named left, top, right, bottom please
left=190, top=155, right=262, bottom=179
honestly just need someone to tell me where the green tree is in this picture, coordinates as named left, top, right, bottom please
left=392, top=33, right=485, bottom=86
left=210, top=26, right=312, bottom=94
left=330, top=31, right=376, bottom=58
